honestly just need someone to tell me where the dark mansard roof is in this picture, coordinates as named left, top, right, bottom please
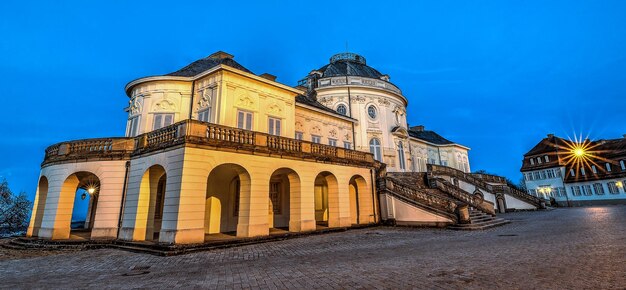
left=166, top=51, right=253, bottom=77
left=408, top=126, right=455, bottom=145
left=313, top=52, right=385, bottom=79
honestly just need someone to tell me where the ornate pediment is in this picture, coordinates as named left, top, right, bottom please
left=391, top=126, right=409, bottom=138
left=236, top=95, right=255, bottom=109
left=152, top=98, right=177, bottom=112
left=128, top=96, right=142, bottom=115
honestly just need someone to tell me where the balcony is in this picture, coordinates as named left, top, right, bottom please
left=42, top=120, right=375, bottom=167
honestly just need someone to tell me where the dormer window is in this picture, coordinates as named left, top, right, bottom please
left=606, top=163, right=612, bottom=172
left=570, top=169, right=575, bottom=176
left=545, top=155, right=549, bottom=162
left=592, top=165, right=597, bottom=174
left=581, top=167, right=586, bottom=176
left=530, top=158, right=535, bottom=165
left=537, top=157, right=542, bottom=164
left=621, top=160, right=625, bottom=171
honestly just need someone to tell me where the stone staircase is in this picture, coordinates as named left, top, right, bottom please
left=448, top=208, right=510, bottom=230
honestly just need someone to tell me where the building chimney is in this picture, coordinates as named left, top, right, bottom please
left=259, top=73, right=277, bottom=82
left=410, top=125, right=425, bottom=132
left=547, top=133, right=554, bottom=138
left=208, top=51, right=233, bottom=60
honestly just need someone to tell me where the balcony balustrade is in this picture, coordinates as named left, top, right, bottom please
left=42, top=120, right=375, bottom=167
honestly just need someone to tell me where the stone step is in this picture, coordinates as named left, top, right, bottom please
left=470, top=216, right=495, bottom=223
left=448, top=219, right=510, bottom=230
left=0, top=243, right=27, bottom=250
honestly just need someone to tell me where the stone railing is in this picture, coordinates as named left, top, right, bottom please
left=428, top=164, right=495, bottom=192
left=472, top=173, right=507, bottom=184
left=491, top=184, right=544, bottom=208
left=428, top=164, right=543, bottom=208
left=317, top=76, right=402, bottom=95
left=42, top=137, right=135, bottom=166
left=43, top=120, right=376, bottom=167
left=430, top=177, right=496, bottom=216
left=380, top=177, right=458, bottom=221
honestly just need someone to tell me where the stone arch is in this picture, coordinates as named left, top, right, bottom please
left=134, top=164, right=167, bottom=241
left=496, top=194, right=507, bottom=214
left=44, top=171, right=100, bottom=240
left=473, top=189, right=485, bottom=204
left=349, top=175, right=372, bottom=225
left=29, top=176, right=49, bottom=237
left=205, top=163, right=251, bottom=238
left=314, top=171, right=340, bottom=228
left=268, top=168, right=300, bottom=232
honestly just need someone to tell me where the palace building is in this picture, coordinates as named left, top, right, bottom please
left=521, top=134, right=626, bottom=206
left=27, top=51, right=542, bottom=244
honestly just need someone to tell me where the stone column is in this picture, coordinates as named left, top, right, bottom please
left=237, top=172, right=270, bottom=238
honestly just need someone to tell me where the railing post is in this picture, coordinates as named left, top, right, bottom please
left=255, top=133, right=267, bottom=147
left=58, top=144, right=69, bottom=155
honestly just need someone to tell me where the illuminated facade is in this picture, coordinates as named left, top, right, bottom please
left=521, top=134, right=626, bottom=206
left=27, top=51, right=540, bottom=244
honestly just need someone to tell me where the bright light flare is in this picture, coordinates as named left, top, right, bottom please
left=557, top=132, right=613, bottom=176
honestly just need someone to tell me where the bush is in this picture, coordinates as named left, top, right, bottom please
left=0, top=179, right=32, bottom=236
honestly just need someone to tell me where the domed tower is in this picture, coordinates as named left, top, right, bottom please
left=299, top=52, right=410, bottom=172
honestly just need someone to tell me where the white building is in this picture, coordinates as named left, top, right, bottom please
left=521, top=134, right=626, bottom=206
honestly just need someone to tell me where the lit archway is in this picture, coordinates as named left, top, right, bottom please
left=314, top=172, right=339, bottom=228
left=135, top=165, right=167, bottom=241
left=56, top=171, right=100, bottom=240
left=29, top=176, right=49, bottom=237
left=205, top=164, right=250, bottom=239
left=268, top=168, right=299, bottom=232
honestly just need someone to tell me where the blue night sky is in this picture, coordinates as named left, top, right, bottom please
left=1, top=1, right=625, bottom=200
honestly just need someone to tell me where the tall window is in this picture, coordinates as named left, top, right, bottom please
left=269, top=181, right=282, bottom=214
left=295, top=132, right=303, bottom=140
left=397, top=142, right=406, bottom=170
left=583, top=185, right=593, bottom=196
left=539, top=170, right=546, bottom=179
left=572, top=186, right=582, bottom=196
left=336, top=104, right=347, bottom=115
left=533, top=172, right=540, bottom=180
left=198, top=108, right=211, bottom=123
left=547, top=169, right=555, bottom=179
left=237, top=110, right=253, bottom=130
left=593, top=183, right=605, bottom=195
left=369, top=138, right=382, bottom=161
left=268, top=117, right=281, bottom=136
left=328, top=138, right=337, bottom=147
left=153, top=113, right=174, bottom=130
left=608, top=182, right=619, bottom=194
left=606, top=163, right=612, bottom=172
left=343, top=142, right=352, bottom=149
left=555, top=169, right=562, bottom=177
left=128, top=116, right=140, bottom=137
left=311, top=135, right=321, bottom=144
left=559, top=187, right=566, bottom=197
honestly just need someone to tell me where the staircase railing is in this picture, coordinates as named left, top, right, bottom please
left=428, top=164, right=542, bottom=208
left=379, top=177, right=458, bottom=221
left=429, top=177, right=496, bottom=216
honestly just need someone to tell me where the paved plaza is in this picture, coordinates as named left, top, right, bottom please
left=2, top=206, right=625, bottom=289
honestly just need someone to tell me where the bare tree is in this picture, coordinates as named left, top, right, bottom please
left=0, top=179, right=32, bottom=235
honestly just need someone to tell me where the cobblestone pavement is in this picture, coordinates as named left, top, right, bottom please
left=2, top=206, right=625, bottom=289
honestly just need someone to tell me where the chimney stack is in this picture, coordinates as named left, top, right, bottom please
left=208, top=51, right=233, bottom=60
left=259, top=73, right=277, bottom=82
left=547, top=133, right=554, bottom=138
left=410, top=125, right=425, bottom=132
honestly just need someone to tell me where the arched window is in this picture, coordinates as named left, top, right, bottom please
left=397, top=141, right=406, bottom=170
left=369, top=138, right=381, bottom=161
left=336, top=104, right=347, bottom=115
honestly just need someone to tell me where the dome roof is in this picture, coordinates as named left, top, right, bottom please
left=315, top=53, right=385, bottom=79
